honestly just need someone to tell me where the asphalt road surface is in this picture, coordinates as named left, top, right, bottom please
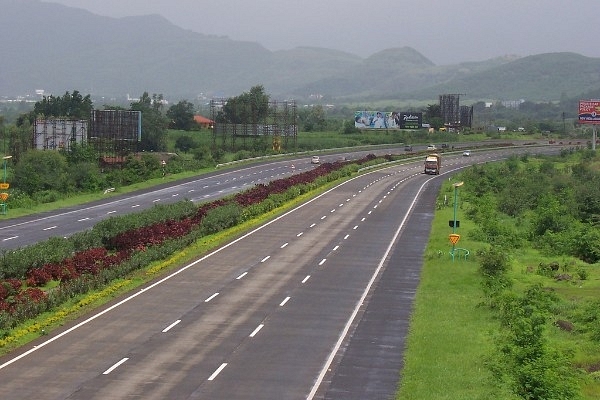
left=0, top=145, right=562, bottom=399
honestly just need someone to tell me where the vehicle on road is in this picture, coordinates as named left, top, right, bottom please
left=424, top=153, right=441, bottom=175
left=462, top=150, right=471, bottom=157
left=311, top=156, right=320, bottom=164
left=427, top=144, right=436, bottom=151
left=404, top=145, right=413, bottom=151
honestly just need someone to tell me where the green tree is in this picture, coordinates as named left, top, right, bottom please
left=423, top=103, right=443, bottom=128
left=530, top=194, right=572, bottom=237
left=14, top=150, right=69, bottom=195
left=130, top=92, right=169, bottom=152
left=478, top=245, right=512, bottom=303
left=67, top=161, right=105, bottom=192
left=493, top=285, right=580, bottom=400
left=174, top=135, right=197, bottom=153
left=300, top=105, right=327, bottom=132
left=6, top=121, right=32, bottom=162
left=166, top=100, right=196, bottom=130
left=192, top=146, right=215, bottom=168
left=61, top=142, right=99, bottom=165
left=31, top=90, right=93, bottom=120
left=221, top=85, right=269, bottom=124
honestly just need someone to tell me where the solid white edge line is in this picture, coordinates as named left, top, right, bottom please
left=306, top=175, right=437, bottom=400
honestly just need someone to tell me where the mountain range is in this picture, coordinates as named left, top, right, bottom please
left=2, top=0, right=600, bottom=104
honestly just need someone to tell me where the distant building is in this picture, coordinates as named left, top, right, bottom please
left=194, top=115, right=214, bottom=129
left=501, top=99, right=525, bottom=109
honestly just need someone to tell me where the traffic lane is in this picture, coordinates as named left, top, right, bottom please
left=195, top=174, right=431, bottom=399
left=322, top=177, right=443, bottom=399
left=0, top=161, right=315, bottom=250
left=0, top=163, right=420, bottom=399
left=0, top=145, right=560, bottom=396
left=67, top=167, right=425, bottom=399
left=0, top=144, right=554, bottom=250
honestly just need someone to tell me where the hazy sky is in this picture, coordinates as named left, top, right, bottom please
left=45, top=0, right=599, bottom=65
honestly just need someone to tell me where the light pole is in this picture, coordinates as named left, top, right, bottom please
left=452, top=181, right=463, bottom=233
left=1, top=155, right=12, bottom=215
left=2, top=155, right=11, bottom=183
left=450, top=181, right=464, bottom=260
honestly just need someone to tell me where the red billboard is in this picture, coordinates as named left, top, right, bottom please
left=578, top=100, right=600, bottom=124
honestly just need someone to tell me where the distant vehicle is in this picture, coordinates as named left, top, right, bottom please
left=441, top=143, right=449, bottom=149
left=427, top=144, right=436, bottom=151
left=424, top=153, right=441, bottom=175
left=462, top=150, right=471, bottom=157
left=404, top=145, right=413, bottom=151
left=311, top=156, right=320, bottom=164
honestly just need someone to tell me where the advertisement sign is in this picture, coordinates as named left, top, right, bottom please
left=354, top=111, right=422, bottom=129
left=398, top=112, right=422, bottom=129
left=578, top=100, right=600, bottom=124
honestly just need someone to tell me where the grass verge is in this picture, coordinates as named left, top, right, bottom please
left=398, top=180, right=600, bottom=399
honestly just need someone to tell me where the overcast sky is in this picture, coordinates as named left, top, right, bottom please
left=46, top=0, right=599, bottom=65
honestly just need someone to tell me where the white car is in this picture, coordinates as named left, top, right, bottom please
left=311, top=156, right=320, bottom=164
left=462, top=150, right=471, bottom=157
left=427, top=144, right=436, bottom=151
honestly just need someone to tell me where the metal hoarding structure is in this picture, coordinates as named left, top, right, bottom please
left=89, top=110, right=142, bottom=159
left=33, top=119, right=88, bottom=150
left=210, top=99, right=297, bottom=152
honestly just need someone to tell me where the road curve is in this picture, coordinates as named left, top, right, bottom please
left=0, top=146, right=563, bottom=399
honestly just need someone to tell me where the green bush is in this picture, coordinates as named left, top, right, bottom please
left=199, top=203, right=242, bottom=235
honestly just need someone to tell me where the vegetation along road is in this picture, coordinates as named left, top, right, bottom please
left=0, top=144, right=565, bottom=399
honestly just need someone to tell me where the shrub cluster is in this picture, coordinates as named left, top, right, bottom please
left=0, top=157, right=366, bottom=332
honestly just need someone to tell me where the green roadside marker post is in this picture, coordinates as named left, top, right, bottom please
left=449, top=181, right=469, bottom=261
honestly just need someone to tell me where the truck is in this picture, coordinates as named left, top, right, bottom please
left=424, top=153, right=441, bottom=175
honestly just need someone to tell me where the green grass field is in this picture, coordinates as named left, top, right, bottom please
left=398, top=178, right=600, bottom=399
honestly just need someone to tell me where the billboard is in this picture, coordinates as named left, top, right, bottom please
left=354, top=111, right=422, bottom=129
left=90, top=110, right=142, bottom=141
left=578, top=100, right=600, bottom=124
left=33, top=119, right=87, bottom=150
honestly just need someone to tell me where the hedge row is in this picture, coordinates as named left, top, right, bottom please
left=0, top=158, right=364, bottom=331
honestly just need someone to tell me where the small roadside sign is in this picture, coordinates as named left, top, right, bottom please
left=449, top=234, right=460, bottom=245
left=0, top=183, right=9, bottom=190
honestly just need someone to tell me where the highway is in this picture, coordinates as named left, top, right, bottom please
left=0, top=145, right=560, bottom=399
left=0, top=149, right=399, bottom=250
